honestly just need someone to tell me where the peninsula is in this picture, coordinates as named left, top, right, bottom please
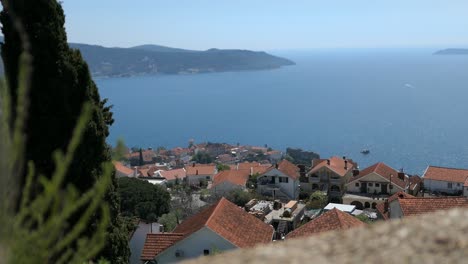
left=0, top=36, right=294, bottom=77
left=434, top=48, right=468, bottom=55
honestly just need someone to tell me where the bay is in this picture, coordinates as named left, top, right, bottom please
left=97, top=48, right=468, bottom=174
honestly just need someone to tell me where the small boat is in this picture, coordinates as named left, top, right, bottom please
left=361, top=149, right=370, bottom=155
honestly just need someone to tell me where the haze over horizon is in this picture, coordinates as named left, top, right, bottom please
left=61, top=0, right=468, bottom=51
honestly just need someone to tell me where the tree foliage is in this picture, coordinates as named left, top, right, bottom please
left=158, top=212, right=178, bottom=232
left=111, top=138, right=128, bottom=161
left=1, top=0, right=129, bottom=262
left=306, top=191, right=328, bottom=209
left=117, top=177, right=171, bottom=220
left=191, top=151, right=213, bottom=164
left=225, top=189, right=253, bottom=207
left=216, top=163, right=231, bottom=171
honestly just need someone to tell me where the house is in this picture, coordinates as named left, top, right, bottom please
left=185, top=164, right=217, bottom=186
left=323, top=203, right=357, bottom=214
left=305, top=156, right=356, bottom=202
left=345, top=162, right=410, bottom=209
left=386, top=196, right=468, bottom=219
left=422, top=166, right=468, bottom=195
left=285, top=208, right=366, bottom=240
left=151, top=168, right=187, bottom=185
left=127, top=149, right=157, bottom=166
left=257, top=160, right=301, bottom=201
left=210, top=170, right=251, bottom=196
left=465, top=178, right=468, bottom=197
left=140, top=198, right=274, bottom=263
left=113, top=161, right=137, bottom=178
left=375, top=191, right=415, bottom=220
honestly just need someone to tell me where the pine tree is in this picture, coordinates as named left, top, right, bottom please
left=1, top=0, right=129, bottom=262
left=139, top=148, right=144, bottom=166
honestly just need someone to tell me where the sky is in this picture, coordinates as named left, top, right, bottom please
left=62, top=0, right=468, bottom=50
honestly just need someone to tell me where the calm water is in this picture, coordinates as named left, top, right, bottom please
left=97, top=49, right=468, bottom=174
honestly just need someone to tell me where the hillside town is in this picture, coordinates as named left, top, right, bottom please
left=113, top=142, right=468, bottom=263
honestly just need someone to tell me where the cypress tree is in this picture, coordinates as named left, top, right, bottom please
left=1, top=0, right=129, bottom=262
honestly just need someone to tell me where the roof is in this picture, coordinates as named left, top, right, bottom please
left=324, top=203, right=356, bottom=213
left=141, top=233, right=185, bottom=261
left=309, top=156, right=355, bottom=177
left=286, top=208, right=365, bottom=239
left=185, top=164, right=216, bottom=176
left=212, top=170, right=250, bottom=188
left=349, top=162, right=406, bottom=189
left=423, top=166, right=468, bottom=184
left=263, top=160, right=300, bottom=180
left=376, top=191, right=415, bottom=220
left=174, top=198, right=274, bottom=248
left=160, top=168, right=187, bottom=181
left=397, top=197, right=468, bottom=217
left=465, top=177, right=468, bottom=187
left=113, top=161, right=134, bottom=176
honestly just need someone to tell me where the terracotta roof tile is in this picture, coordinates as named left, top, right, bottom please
left=185, top=164, right=216, bottom=176
left=113, top=161, right=134, bottom=176
left=286, top=208, right=365, bottom=239
left=212, top=170, right=250, bottom=188
left=349, top=162, right=406, bottom=189
left=423, top=166, right=468, bottom=184
left=140, top=233, right=185, bottom=261
left=398, top=197, right=468, bottom=217
left=263, top=160, right=300, bottom=180
left=160, top=168, right=187, bottom=181
left=376, top=192, right=415, bottom=220
left=309, top=156, right=355, bottom=177
left=174, top=198, right=273, bottom=248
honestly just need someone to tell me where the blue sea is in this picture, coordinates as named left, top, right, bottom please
left=97, top=48, right=468, bottom=175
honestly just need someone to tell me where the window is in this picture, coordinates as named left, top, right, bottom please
left=375, top=183, right=380, bottom=187
left=279, top=177, right=289, bottom=183
left=369, top=183, right=373, bottom=187
left=389, top=185, right=393, bottom=189
left=355, top=183, right=359, bottom=187
left=206, top=176, right=210, bottom=180
left=457, top=183, right=461, bottom=187
left=203, top=249, right=210, bottom=256
left=448, top=182, right=453, bottom=189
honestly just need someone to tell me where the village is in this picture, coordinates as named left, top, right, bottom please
left=113, top=142, right=468, bottom=264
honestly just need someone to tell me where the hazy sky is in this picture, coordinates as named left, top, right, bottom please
left=62, top=0, right=468, bottom=50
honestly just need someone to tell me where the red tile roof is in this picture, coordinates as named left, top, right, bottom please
left=309, top=156, right=355, bottom=177
left=212, top=170, right=250, bottom=188
left=423, top=166, right=468, bottom=184
left=185, top=164, right=216, bottom=176
left=174, top=198, right=274, bottom=248
left=263, top=160, right=300, bottom=180
left=349, top=162, right=406, bottom=189
left=286, top=208, right=365, bottom=239
left=141, top=233, right=185, bottom=261
left=160, top=168, right=187, bottom=181
left=376, top=192, right=415, bottom=220
left=398, top=197, right=468, bottom=217
left=113, top=161, right=134, bottom=176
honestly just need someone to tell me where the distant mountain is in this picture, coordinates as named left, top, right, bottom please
left=434, top=48, right=468, bottom=55
left=131, top=44, right=196, bottom=53
left=0, top=36, right=294, bottom=77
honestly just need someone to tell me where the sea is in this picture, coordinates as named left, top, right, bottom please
left=96, top=48, right=468, bottom=175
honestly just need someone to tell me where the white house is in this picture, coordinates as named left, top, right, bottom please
left=141, top=198, right=274, bottom=263
left=257, top=160, right=301, bottom=200
left=185, top=164, right=217, bottom=186
left=422, top=166, right=468, bottom=195
left=210, top=170, right=250, bottom=196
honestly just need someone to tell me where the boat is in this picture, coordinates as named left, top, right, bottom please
left=360, top=149, right=370, bottom=155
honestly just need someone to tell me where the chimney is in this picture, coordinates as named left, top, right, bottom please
left=192, top=163, right=196, bottom=167
left=275, top=163, right=279, bottom=169
left=327, top=159, right=330, bottom=165
left=344, top=160, right=348, bottom=170
left=384, top=199, right=389, bottom=213
left=353, top=168, right=359, bottom=176
left=196, top=169, right=199, bottom=175
left=398, top=169, right=405, bottom=181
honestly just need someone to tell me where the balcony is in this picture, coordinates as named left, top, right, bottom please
left=309, top=176, right=320, bottom=183
left=330, top=177, right=342, bottom=184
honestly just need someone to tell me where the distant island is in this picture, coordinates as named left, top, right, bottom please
left=0, top=36, right=295, bottom=77
left=434, top=48, right=468, bottom=55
